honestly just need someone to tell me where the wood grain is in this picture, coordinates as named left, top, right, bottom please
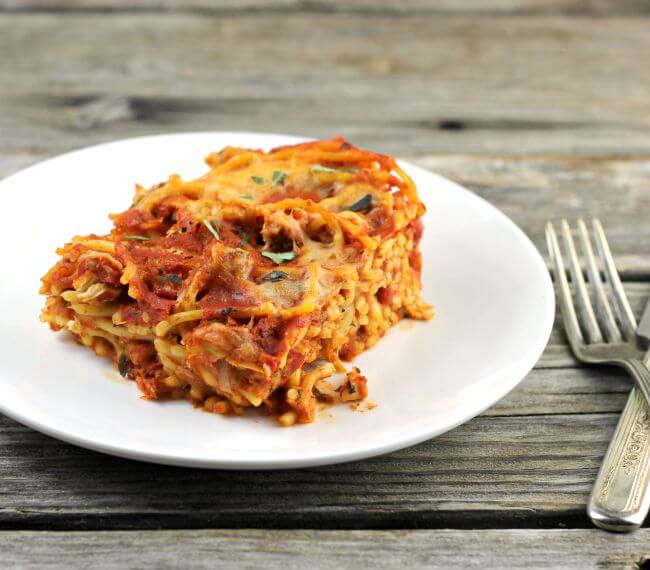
left=3, top=0, right=650, bottom=17
left=0, top=409, right=625, bottom=529
left=415, top=156, right=650, bottom=278
left=1, top=14, right=650, bottom=156
left=2, top=529, right=650, bottom=569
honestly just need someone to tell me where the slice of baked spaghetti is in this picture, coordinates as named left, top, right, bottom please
left=40, top=137, right=432, bottom=425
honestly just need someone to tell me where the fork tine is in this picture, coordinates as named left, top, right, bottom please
left=576, top=219, right=622, bottom=342
left=560, top=220, right=602, bottom=343
left=546, top=222, right=585, bottom=346
left=592, top=219, right=637, bottom=339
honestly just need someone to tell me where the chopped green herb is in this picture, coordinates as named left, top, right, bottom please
left=314, top=387, right=329, bottom=403
left=345, top=194, right=372, bottom=212
left=202, top=218, right=220, bottom=240
left=241, top=194, right=253, bottom=200
left=240, top=231, right=250, bottom=246
left=311, top=164, right=337, bottom=173
left=262, top=250, right=296, bottom=264
left=122, top=235, right=151, bottom=241
left=219, top=307, right=234, bottom=317
left=263, top=270, right=289, bottom=282
left=166, top=274, right=182, bottom=285
left=118, top=354, right=129, bottom=378
left=271, top=170, right=287, bottom=187
left=251, top=176, right=264, bottom=185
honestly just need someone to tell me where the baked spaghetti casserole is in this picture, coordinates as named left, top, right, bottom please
left=40, top=137, right=432, bottom=425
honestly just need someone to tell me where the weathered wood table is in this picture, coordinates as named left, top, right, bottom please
left=2, top=1, right=649, bottom=567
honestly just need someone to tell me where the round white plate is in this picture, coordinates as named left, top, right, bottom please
left=0, top=132, right=554, bottom=469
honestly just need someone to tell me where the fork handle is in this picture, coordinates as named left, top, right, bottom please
left=588, top=360, right=650, bottom=531
left=622, top=358, right=650, bottom=408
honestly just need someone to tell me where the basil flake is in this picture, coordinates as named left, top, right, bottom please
left=271, top=170, right=287, bottom=187
left=311, top=164, right=337, bottom=173
left=202, top=218, right=220, bottom=240
left=122, top=235, right=151, bottom=241
left=345, top=194, right=372, bottom=212
left=118, top=354, right=129, bottom=378
left=263, top=270, right=289, bottom=282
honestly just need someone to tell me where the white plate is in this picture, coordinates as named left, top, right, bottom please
left=0, top=132, right=554, bottom=469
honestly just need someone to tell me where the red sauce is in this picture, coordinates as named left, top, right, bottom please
left=47, top=260, right=75, bottom=291
left=376, top=286, right=394, bottom=305
left=126, top=341, right=157, bottom=368
left=198, top=278, right=258, bottom=318
left=136, top=375, right=166, bottom=399
left=119, top=302, right=148, bottom=326
left=215, top=221, right=250, bottom=249
left=367, top=206, right=395, bottom=238
left=112, top=208, right=147, bottom=232
left=112, top=204, right=171, bottom=233
left=162, top=231, right=206, bottom=256
left=409, top=250, right=422, bottom=274
left=285, top=349, right=306, bottom=376
left=252, top=316, right=289, bottom=356
left=73, top=256, right=122, bottom=288
left=411, top=217, right=424, bottom=243
left=115, top=242, right=190, bottom=322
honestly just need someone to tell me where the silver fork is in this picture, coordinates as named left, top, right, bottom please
left=546, top=219, right=650, bottom=403
left=546, top=219, right=650, bottom=531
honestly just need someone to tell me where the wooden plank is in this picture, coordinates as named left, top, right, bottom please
left=410, top=156, right=650, bottom=279
left=489, top=367, right=631, bottom=415
left=3, top=0, right=650, bottom=17
left=1, top=15, right=650, bottom=156
left=2, top=529, right=650, bottom=569
left=0, top=409, right=625, bottom=529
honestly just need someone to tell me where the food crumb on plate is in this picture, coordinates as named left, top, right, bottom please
left=349, top=401, right=377, bottom=413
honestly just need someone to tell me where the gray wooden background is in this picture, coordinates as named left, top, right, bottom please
left=1, top=1, right=649, bottom=568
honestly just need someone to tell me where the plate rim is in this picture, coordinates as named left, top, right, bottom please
left=0, top=131, right=555, bottom=469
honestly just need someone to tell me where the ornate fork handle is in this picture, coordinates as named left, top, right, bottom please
left=588, top=359, right=650, bottom=531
